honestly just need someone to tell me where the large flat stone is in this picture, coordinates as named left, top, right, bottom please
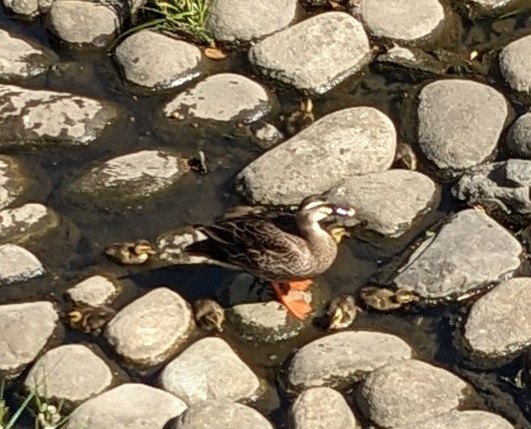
left=0, top=203, right=60, bottom=245
left=249, top=12, right=371, bottom=94
left=0, top=244, right=45, bottom=285
left=500, top=34, right=531, bottom=96
left=235, top=107, right=396, bottom=205
left=394, top=209, right=522, bottom=298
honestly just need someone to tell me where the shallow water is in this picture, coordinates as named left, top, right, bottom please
left=2, top=2, right=531, bottom=428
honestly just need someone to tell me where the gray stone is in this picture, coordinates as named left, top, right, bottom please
left=251, top=122, right=284, bottom=150
left=0, top=244, right=44, bottom=285
left=417, top=79, right=508, bottom=174
left=351, top=0, right=445, bottom=42
left=500, top=34, right=531, bottom=95
left=173, top=400, right=273, bottom=429
left=24, top=344, right=113, bottom=403
left=3, top=0, right=51, bottom=17
left=160, top=337, right=261, bottom=405
left=65, top=383, right=187, bottom=429
left=164, top=73, right=272, bottom=123
left=0, top=29, right=56, bottom=80
left=396, top=410, right=514, bottom=429
left=70, top=150, right=189, bottom=203
left=394, top=209, right=522, bottom=298
left=288, top=331, right=413, bottom=391
left=105, top=288, right=194, bottom=366
left=0, top=301, right=58, bottom=377
left=236, top=107, right=396, bottom=205
left=289, top=387, right=360, bottom=429
left=0, top=203, right=60, bottom=245
left=508, top=111, right=531, bottom=157
left=376, top=46, right=448, bottom=76
left=0, top=84, right=119, bottom=148
left=468, top=0, right=514, bottom=8
left=464, top=277, right=531, bottom=358
left=328, top=169, right=439, bottom=237
left=115, top=30, right=202, bottom=90
left=249, top=12, right=371, bottom=94
left=357, top=360, right=471, bottom=428
left=452, top=159, right=531, bottom=216
left=0, top=156, right=25, bottom=211
left=66, top=275, right=119, bottom=307
left=206, top=0, right=298, bottom=43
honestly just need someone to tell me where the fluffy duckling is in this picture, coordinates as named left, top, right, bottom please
left=325, top=294, right=359, bottom=330
left=394, top=143, right=418, bottom=170
left=359, top=286, right=420, bottom=311
left=104, top=240, right=156, bottom=265
left=66, top=304, right=116, bottom=335
left=193, top=299, right=225, bottom=332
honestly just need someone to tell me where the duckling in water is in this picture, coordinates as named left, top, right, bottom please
left=66, top=304, right=116, bottom=335
left=104, top=240, right=156, bottom=265
left=193, top=299, right=225, bottom=332
left=325, top=294, right=359, bottom=330
left=284, top=98, right=315, bottom=136
left=359, top=286, right=420, bottom=311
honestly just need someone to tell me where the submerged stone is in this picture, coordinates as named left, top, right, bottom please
left=0, top=156, right=26, bottom=211
left=0, top=244, right=45, bottom=285
left=0, top=203, right=60, bottom=245
left=500, top=34, right=531, bottom=96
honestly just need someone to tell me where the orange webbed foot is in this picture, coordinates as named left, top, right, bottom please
left=287, top=279, right=313, bottom=291
left=271, top=282, right=312, bottom=320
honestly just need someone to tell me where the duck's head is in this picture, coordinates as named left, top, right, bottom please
left=297, top=195, right=356, bottom=224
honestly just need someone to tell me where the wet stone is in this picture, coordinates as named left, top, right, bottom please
left=508, top=111, right=531, bottom=157
left=236, top=107, right=396, bottom=205
left=24, top=344, right=113, bottom=403
left=164, top=73, right=272, bottom=124
left=500, top=34, right=531, bottom=96
left=0, top=84, right=119, bottom=148
left=66, top=275, right=119, bottom=307
left=287, top=331, right=413, bottom=391
left=160, top=337, right=261, bottom=405
left=0, top=203, right=60, bottom=245
left=289, top=387, right=360, bottom=429
left=394, top=209, right=521, bottom=298
left=452, top=159, right=531, bottom=217
left=251, top=122, right=284, bottom=150
left=207, top=0, right=297, bottom=43
left=396, top=410, right=515, bottom=429
left=65, top=383, right=187, bottom=429
left=105, top=288, right=194, bottom=366
left=0, top=29, right=57, bottom=80
left=357, top=359, right=471, bottom=428
left=0, top=244, right=44, bottom=285
left=249, top=12, right=371, bottom=94
left=0, top=156, right=25, bottom=211
left=70, top=150, right=189, bottom=204
left=0, top=301, right=58, bottom=377
left=417, top=79, right=508, bottom=174
left=464, top=277, right=531, bottom=358
left=351, top=0, right=445, bottom=42
left=173, top=400, right=273, bottom=429
left=376, top=46, right=448, bottom=76
left=115, top=30, right=202, bottom=90
left=2, top=0, right=51, bottom=17
left=327, top=169, right=439, bottom=237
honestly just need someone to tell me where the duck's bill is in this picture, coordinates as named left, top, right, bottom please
left=331, top=205, right=356, bottom=218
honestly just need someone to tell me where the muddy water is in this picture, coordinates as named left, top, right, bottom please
left=2, top=3, right=531, bottom=428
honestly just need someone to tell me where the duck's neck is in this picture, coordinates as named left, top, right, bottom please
left=297, top=218, right=337, bottom=257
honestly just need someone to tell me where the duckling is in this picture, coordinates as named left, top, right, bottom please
left=359, top=286, right=420, bottom=311
left=193, top=299, right=225, bottom=332
left=325, top=294, right=359, bottom=330
left=185, top=195, right=356, bottom=319
left=327, top=226, right=351, bottom=244
left=65, top=304, right=116, bottom=335
left=394, top=143, right=418, bottom=170
left=104, top=240, right=156, bottom=265
left=284, top=98, right=315, bottom=136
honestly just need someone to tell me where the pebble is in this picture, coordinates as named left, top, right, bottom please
left=115, top=30, right=202, bottom=90
left=289, top=387, right=360, bottom=429
left=251, top=122, right=284, bottom=150
left=0, top=84, right=119, bottom=148
left=66, top=275, right=119, bottom=307
left=500, top=34, right=531, bottom=96
left=236, top=107, right=396, bottom=205
left=206, top=0, right=298, bottom=43
left=70, top=150, right=189, bottom=204
left=0, top=203, right=60, bottom=245
left=395, top=410, right=515, bottom=429
left=417, top=79, right=507, bottom=174
left=249, top=12, right=371, bottom=94
left=376, top=45, right=448, bottom=76
left=24, top=344, right=113, bottom=403
left=287, top=331, right=413, bottom=391
left=105, top=288, right=194, bottom=366
left=160, top=337, right=261, bottom=405
left=327, top=169, right=439, bottom=237
left=464, top=277, right=531, bottom=359
left=452, top=159, right=531, bottom=217
left=0, top=301, right=58, bottom=377
left=357, top=359, right=471, bottom=428
left=0, top=29, right=56, bottom=80
left=0, top=244, right=45, bottom=285
left=394, top=209, right=522, bottom=298
left=351, top=0, right=445, bottom=42
left=0, top=156, right=25, bottom=211
left=173, top=400, right=273, bottom=429
left=163, top=73, right=273, bottom=123
left=2, top=0, right=52, bottom=17
left=507, top=111, right=531, bottom=157
left=65, top=383, right=187, bottom=429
